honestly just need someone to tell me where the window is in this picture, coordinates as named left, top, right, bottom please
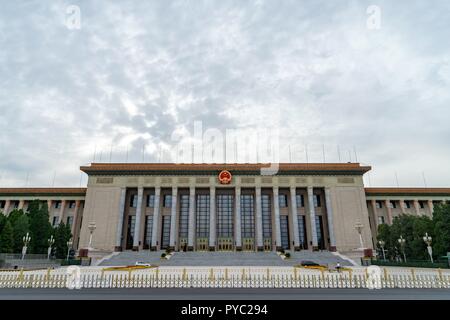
left=130, top=194, right=137, bottom=208
left=261, top=195, right=272, bottom=239
left=161, top=216, right=171, bottom=249
left=315, top=216, right=324, bottom=249
left=69, top=201, right=76, bottom=209
left=217, top=195, right=233, bottom=238
left=378, top=216, right=385, bottom=225
left=144, top=215, right=153, bottom=247
left=297, top=215, right=307, bottom=249
left=54, top=201, right=61, bottom=209
left=389, top=201, right=396, bottom=209
left=178, top=195, right=190, bottom=239
left=419, top=201, right=425, bottom=209
left=196, top=195, right=210, bottom=238
left=163, top=195, right=172, bottom=208
left=13, top=201, right=19, bottom=209
left=404, top=201, right=411, bottom=209
left=146, top=194, right=155, bottom=207
left=0, top=201, right=5, bottom=209
left=376, top=201, right=382, bottom=209
left=280, top=216, right=290, bottom=249
left=278, top=194, right=288, bottom=207
left=66, top=216, right=74, bottom=228
left=314, top=195, right=321, bottom=207
left=240, top=195, right=255, bottom=239
left=296, top=194, right=305, bottom=207
left=52, top=216, right=59, bottom=226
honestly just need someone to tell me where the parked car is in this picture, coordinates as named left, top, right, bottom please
left=298, top=260, right=328, bottom=270
left=135, top=262, right=152, bottom=267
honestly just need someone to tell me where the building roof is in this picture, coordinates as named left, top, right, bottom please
left=364, top=187, right=450, bottom=197
left=0, top=188, right=87, bottom=197
left=80, top=162, right=372, bottom=176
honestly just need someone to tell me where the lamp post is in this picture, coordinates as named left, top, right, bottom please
left=378, top=240, right=386, bottom=261
left=22, top=232, right=31, bottom=260
left=66, top=238, right=73, bottom=261
left=88, top=222, right=96, bottom=249
left=354, top=221, right=364, bottom=249
left=398, top=235, right=406, bottom=262
left=47, top=235, right=55, bottom=260
left=423, top=232, right=433, bottom=263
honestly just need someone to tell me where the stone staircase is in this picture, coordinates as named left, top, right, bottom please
left=99, top=250, right=354, bottom=267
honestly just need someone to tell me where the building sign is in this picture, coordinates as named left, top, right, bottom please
left=218, top=170, right=232, bottom=184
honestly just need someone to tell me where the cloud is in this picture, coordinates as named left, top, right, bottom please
left=0, top=0, right=450, bottom=187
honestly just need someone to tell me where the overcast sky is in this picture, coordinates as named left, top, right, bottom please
left=0, top=0, right=449, bottom=188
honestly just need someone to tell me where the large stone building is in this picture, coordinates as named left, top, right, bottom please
left=0, top=163, right=449, bottom=254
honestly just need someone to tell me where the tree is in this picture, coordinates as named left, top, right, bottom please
left=0, top=221, right=14, bottom=253
left=433, top=202, right=450, bottom=258
left=11, top=213, right=30, bottom=253
left=28, top=200, right=52, bottom=254
left=53, top=222, right=72, bottom=259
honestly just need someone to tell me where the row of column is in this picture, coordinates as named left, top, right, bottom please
left=116, top=186, right=337, bottom=251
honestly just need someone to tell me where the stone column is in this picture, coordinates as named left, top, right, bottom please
left=3, top=200, right=10, bottom=215
left=324, top=188, right=337, bottom=252
left=46, top=199, right=52, bottom=223
left=413, top=200, right=420, bottom=215
left=289, top=186, right=300, bottom=251
left=273, top=186, right=282, bottom=251
left=399, top=199, right=406, bottom=214
left=427, top=200, right=434, bottom=217
left=370, top=199, right=378, bottom=227
left=234, top=186, right=242, bottom=250
left=255, top=186, right=263, bottom=251
left=169, top=186, right=178, bottom=250
left=72, top=200, right=81, bottom=245
left=18, top=200, right=25, bottom=210
left=307, top=186, right=318, bottom=250
left=187, top=186, right=196, bottom=251
left=209, top=186, right=216, bottom=251
left=151, top=187, right=161, bottom=251
left=132, top=187, right=144, bottom=251
left=58, top=200, right=66, bottom=225
left=384, top=200, right=393, bottom=224
left=115, top=188, right=126, bottom=251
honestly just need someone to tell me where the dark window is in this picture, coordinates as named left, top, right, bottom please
left=52, top=216, right=59, bottom=226
left=315, top=216, right=324, bottom=249
left=163, top=195, right=172, bottom=208
left=161, top=216, right=171, bottom=249
left=0, top=201, right=5, bottom=209
left=66, top=216, right=74, bottom=228
left=146, top=195, right=155, bottom=207
left=314, top=195, right=321, bottom=207
left=130, top=194, right=137, bottom=208
left=144, top=215, right=153, bottom=248
left=68, top=201, right=76, bottom=209
left=419, top=201, right=425, bottom=209
left=278, top=194, right=288, bottom=207
left=296, top=194, right=304, bottom=207
left=196, top=195, right=210, bottom=238
left=178, top=195, right=189, bottom=238
left=126, top=215, right=136, bottom=249
left=54, top=201, right=61, bottom=209
left=240, top=195, right=254, bottom=239
left=297, top=215, right=307, bottom=249
left=378, top=216, right=385, bottom=225
left=261, top=195, right=272, bottom=239
left=404, top=201, right=411, bottom=209
left=376, top=201, right=382, bottom=209
left=217, top=194, right=233, bottom=238
left=280, top=215, right=290, bottom=249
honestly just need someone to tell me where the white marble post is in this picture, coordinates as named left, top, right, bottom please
left=384, top=200, right=393, bottom=224
left=72, top=200, right=81, bottom=241
left=187, top=186, right=196, bottom=250
left=115, top=188, right=126, bottom=251
left=169, top=186, right=178, bottom=249
left=413, top=200, right=421, bottom=215
left=307, top=186, right=318, bottom=249
left=399, top=199, right=406, bottom=214
left=290, top=186, right=300, bottom=250
left=255, top=186, right=263, bottom=251
left=132, top=187, right=144, bottom=250
left=209, top=186, right=216, bottom=250
left=3, top=200, right=10, bottom=215
left=235, top=186, right=242, bottom=250
left=324, top=187, right=337, bottom=251
left=151, top=187, right=161, bottom=250
left=18, top=200, right=25, bottom=210
left=273, top=186, right=282, bottom=250
left=427, top=200, right=434, bottom=217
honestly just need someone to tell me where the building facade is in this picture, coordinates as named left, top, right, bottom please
left=1, top=163, right=449, bottom=254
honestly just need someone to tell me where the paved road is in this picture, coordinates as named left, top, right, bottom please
left=0, top=288, right=449, bottom=300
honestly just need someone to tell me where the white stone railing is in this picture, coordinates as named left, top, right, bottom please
left=0, top=267, right=449, bottom=289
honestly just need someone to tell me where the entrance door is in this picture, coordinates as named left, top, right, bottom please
left=242, top=238, right=254, bottom=251
left=126, top=215, right=135, bottom=250
left=217, top=237, right=233, bottom=251
left=161, top=216, right=171, bottom=249
left=315, top=216, right=325, bottom=250
left=280, top=215, right=290, bottom=250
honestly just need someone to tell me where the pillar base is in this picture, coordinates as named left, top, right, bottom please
left=257, top=246, right=264, bottom=252
left=208, top=246, right=216, bottom=251
left=235, top=246, right=242, bottom=251
left=312, top=246, right=319, bottom=251
left=294, top=246, right=301, bottom=251
left=150, top=246, right=158, bottom=251
left=329, top=246, right=337, bottom=252
left=187, top=246, right=194, bottom=251
left=132, top=246, right=139, bottom=251
left=114, top=246, right=122, bottom=252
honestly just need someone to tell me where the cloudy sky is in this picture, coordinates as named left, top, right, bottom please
left=0, top=0, right=449, bottom=188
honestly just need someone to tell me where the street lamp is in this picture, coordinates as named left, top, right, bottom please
left=423, top=232, right=433, bottom=263
left=66, top=238, right=73, bottom=261
left=88, top=221, right=96, bottom=249
left=47, top=235, right=55, bottom=260
left=378, top=240, right=386, bottom=261
left=22, top=232, right=31, bottom=260
left=354, top=221, right=364, bottom=249
left=398, top=235, right=406, bottom=262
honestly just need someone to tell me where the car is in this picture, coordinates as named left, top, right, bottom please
left=299, top=260, right=320, bottom=267
left=135, top=262, right=152, bottom=267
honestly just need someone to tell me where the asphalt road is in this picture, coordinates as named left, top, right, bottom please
left=0, top=288, right=449, bottom=300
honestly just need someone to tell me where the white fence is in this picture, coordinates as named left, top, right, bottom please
left=0, top=267, right=449, bottom=289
